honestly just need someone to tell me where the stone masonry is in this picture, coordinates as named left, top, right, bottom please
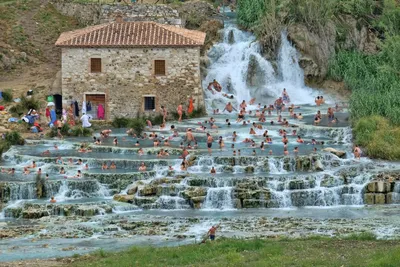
left=61, top=47, right=203, bottom=119
left=52, top=1, right=182, bottom=26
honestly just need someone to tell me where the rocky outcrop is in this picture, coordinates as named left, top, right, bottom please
left=287, top=23, right=336, bottom=80
left=114, top=194, right=134, bottom=203
left=323, top=147, right=346, bottom=158
left=51, top=1, right=182, bottom=26
left=176, top=1, right=216, bottom=29
left=4, top=202, right=114, bottom=218
left=285, top=16, right=379, bottom=81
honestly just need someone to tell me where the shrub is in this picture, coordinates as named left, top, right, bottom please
left=128, top=119, right=146, bottom=136
left=1, top=89, right=13, bottom=102
left=5, top=130, right=24, bottom=146
left=353, top=116, right=400, bottom=160
left=70, top=126, right=92, bottom=137
left=47, top=123, right=70, bottom=138
left=112, top=117, right=130, bottom=128
left=188, top=106, right=207, bottom=119
left=9, top=95, right=41, bottom=116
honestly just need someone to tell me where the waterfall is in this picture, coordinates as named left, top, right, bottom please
left=202, top=187, right=234, bottom=210
left=54, top=180, right=110, bottom=201
left=9, top=182, right=36, bottom=200
left=155, top=196, right=188, bottom=210
left=268, top=158, right=287, bottom=174
left=203, top=22, right=319, bottom=111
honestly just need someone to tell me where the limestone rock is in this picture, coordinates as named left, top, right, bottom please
left=314, top=160, right=324, bottom=171
left=322, top=147, right=346, bottom=159
left=375, top=194, right=385, bottom=205
left=113, top=194, right=134, bottom=203
left=182, top=187, right=207, bottom=199
left=364, top=193, right=375, bottom=205
left=139, top=185, right=157, bottom=196
left=127, top=185, right=138, bottom=195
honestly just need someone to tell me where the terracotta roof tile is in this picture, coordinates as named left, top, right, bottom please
left=55, top=21, right=206, bottom=47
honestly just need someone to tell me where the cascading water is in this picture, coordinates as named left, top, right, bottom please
left=202, top=187, right=234, bottom=210
left=203, top=22, right=319, bottom=111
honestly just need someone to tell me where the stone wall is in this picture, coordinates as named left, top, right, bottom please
left=51, top=0, right=182, bottom=26
left=61, top=47, right=203, bottom=119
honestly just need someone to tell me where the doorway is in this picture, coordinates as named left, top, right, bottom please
left=53, top=94, right=62, bottom=115
left=85, top=94, right=106, bottom=120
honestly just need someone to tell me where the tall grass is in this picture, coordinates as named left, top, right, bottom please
left=328, top=45, right=400, bottom=125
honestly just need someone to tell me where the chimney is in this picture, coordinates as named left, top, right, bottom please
left=115, top=14, right=123, bottom=23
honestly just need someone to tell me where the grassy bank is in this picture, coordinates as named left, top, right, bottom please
left=71, top=236, right=400, bottom=267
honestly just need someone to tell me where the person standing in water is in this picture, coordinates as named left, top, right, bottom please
left=161, top=106, right=168, bottom=124
left=207, top=225, right=218, bottom=241
left=207, top=133, right=213, bottom=155
left=354, top=145, right=361, bottom=160
left=177, top=103, right=183, bottom=122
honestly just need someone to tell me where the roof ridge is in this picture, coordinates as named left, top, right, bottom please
left=56, top=23, right=110, bottom=46
left=156, top=23, right=200, bottom=44
left=56, top=21, right=206, bottom=47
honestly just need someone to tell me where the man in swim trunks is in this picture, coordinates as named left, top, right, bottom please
left=185, top=128, right=195, bottom=145
left=274, top=97, right=283, bottom=115
left=223, top=102, right=236, bottom=113
left=207, top=225, right=218, bottom=241
left=207, top=133, right=213, bottom=155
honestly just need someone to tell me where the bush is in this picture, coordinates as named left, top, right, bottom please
left=189, top=106, right=207, bottom=119
left=9, top=95, right=41, bottom=116
left=112, top=117, right=130, bottom=128
left=1, top=89, right=13, bottom=102
left=69, top=126, right=92, bottom=137
left=353, top=116, right=400, bottom=160
left=47, top=123, right=70, bottom=138
left=5, top=130, right=24, bottom=146
left=128, top=119, right=146, bottom=136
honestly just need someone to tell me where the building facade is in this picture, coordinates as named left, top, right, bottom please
left=56, top=21, right=206, bottom=120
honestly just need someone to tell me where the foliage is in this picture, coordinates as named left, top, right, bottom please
left=111, top=117, right=130, bottom=128
left=33, top=3, right=80, bottom=40
left=4, top=130, right=24, bottom=145
left=353, top=116, right=400, bottom=160
left=237, top=0, right=267, bottom=29
left=9, top=95, right=41, bottom=116
left=373, top=0, right=400, bottom=36
left=341, top=232, right=377, bottom=241
left=48, top=123, right=70, bottom=138
left=71, top=237, right=400, bottom=267
left=1, top=89, right=13, bottom=102
left=188, top=106, right=207, bottom=119
left=0, top=130, right=24, bottom=161
left=328, top=48, right=400, bottom=125
left=112, top=117, right=147, bottom=136
left=47, top=124, right=92, bottom=138
left=127, top=119, right=146, bottom=136
left=70, top=126, right=93, bottom=137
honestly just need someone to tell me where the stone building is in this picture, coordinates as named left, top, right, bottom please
left=55, top=19, right=206, bottom=120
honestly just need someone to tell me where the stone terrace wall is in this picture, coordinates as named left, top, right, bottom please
left=51, top=0, right=182, bottom=26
